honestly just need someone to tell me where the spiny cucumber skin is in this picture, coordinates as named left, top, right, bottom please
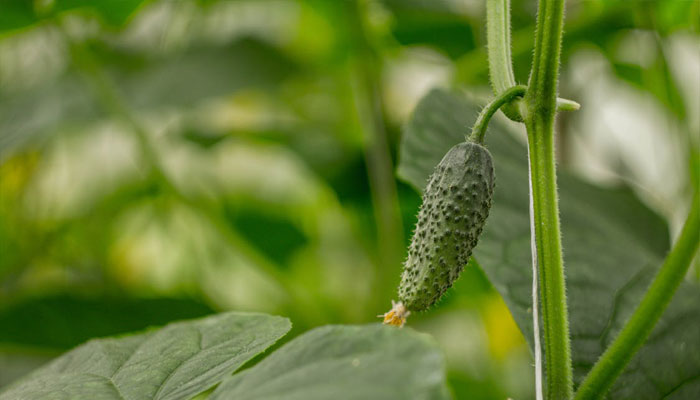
left=398, top=141, right=495, bottom=311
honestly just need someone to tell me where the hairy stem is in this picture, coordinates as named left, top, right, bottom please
left=527, top=146, right=544, bottom=400
left=469, top=85, right=526, bottom=143
left=575, top=191, right=700, bottom=400
left=486, top=0, right=579, bottom=121
left=525, top=0, right=573, bottom=398
left=487, top=0, right=517, bottom=94
left=526, top=117, right=572, bottom=400
left=486, top=0, right=523, bottom=121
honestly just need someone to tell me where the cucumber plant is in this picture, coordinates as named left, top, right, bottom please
left=1, top=0, right=698, bottom=399
left=385, top=0, right=700, bottom=399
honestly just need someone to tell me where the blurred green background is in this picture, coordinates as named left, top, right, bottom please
left=0, top=0, right=698, bottom=398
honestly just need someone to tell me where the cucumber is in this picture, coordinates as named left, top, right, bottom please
left=393, top=141, right=495, bottom=314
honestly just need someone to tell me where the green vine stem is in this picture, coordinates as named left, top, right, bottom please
left=575, top=190, right=700, bottom=399
left=526, top=115, right=572, bottom=400
left=524, top=0, right=573, bottom=398
left=469, top=85, right=526, bottom=143
left=486, top=0, right=579, bottom=122
left=486, top=0, right=523, bottom=121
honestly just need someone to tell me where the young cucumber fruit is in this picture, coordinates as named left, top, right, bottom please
left=390, top=140, right=495, bottom=320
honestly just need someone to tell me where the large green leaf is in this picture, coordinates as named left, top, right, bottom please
left=398, top=88, right=700, bottom=398
left=0, top=295, right=214, bottom=350
left=0, top=312, right=291, bottom=400
left=211, top=324, right=450, bottom=400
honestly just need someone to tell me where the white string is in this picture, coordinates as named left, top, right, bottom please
left=527, top=144, right=544, bottom=400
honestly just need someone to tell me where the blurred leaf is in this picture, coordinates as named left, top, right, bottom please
left=0, top=37, right=298, bottom=160
left=398, top=89, right=700, bottom=398
left=180, top=128, right=229, bottom=149
left=382, top=0, right=476, bottom=58
left=0, top=74, right=98, bottom=161
left=0, top=353, right=53, bottom=390
left=0, top=0, right=35, bottom=33
left=610, top=54, right=686, bottom=120
left=391, top=13, right=475, bottom=59
left=53, top=0, right=147, bottom=26
left=109, top=38, right=299, bottom=110
left=655, top=0, right=699, bottom=33
left=224, top=207, right=308, bottom=266
left=611, top=62, right=643, bottom=87
left=211, top=324, right=450, bottom=400
left=0, top=312, right=291, bottom=400
left=447, top=370, right=505, bottom=400
left=564, top=3, right=688, bottom=119
left=0, top=295, right=215, bottom=350
left=0, top=0, right=147, bottom=34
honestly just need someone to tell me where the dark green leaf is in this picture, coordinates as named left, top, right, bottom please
left=211, top=324, right=451, bottom=400
left=0, top=0, right=147, bottom=34
left=0, top=0, right=36, bottom=33
left=53, top=0, right=147, bottom=26
left=398, top=89, right=700, bottom=398
left=223, top=207, right=308, bottom=267
left=0, top=312, right=291, bottom=400
left=0, top=295, right=214, bottom=350
left=179, top=128, right=229, bottom=149
left=381, top=0, right=476, bottom=59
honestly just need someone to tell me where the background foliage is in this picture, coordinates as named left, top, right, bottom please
left=0, top=0, right=698, bottom=398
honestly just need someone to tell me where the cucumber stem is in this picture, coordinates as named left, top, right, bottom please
left=469, top=85, right=527, bottom=143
